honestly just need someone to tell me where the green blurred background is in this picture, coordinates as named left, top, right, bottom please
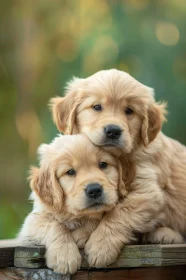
left=0, top=0, right=186, bottom=239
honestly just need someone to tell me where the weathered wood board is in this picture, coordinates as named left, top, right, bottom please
left=1, top=241, right=186, bottom=279
left=1, top=266, right=186, bottom=280
left=13, top=244, right=186, bottom=269
left=0, top=248, right=14, bottom=268
left=14, top=246, right=46, bottom=269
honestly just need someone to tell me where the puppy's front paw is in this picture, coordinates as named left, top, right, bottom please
left=72, top=228, right=90, bottom=248
left=142, top=227, right=185, bottom=244
left=46, top=242, right=82, bottom=274
left=84, top=230, right=121, bottom=268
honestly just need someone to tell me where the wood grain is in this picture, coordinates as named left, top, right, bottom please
left=1, top=241, right=186, bottom=269
left=1, top=241, right=186, bottom=279
left=0, top=248, right=14, bottom=268
left=72, top=266, right=186, bottom=280
left=14, top=246, right=46, bottom=269
left=1, top=266, right=186, bottom=280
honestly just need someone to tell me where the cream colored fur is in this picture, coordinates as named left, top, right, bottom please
left=18, top=134, right=125, bottom=274
left=50, top=69, right=186, bottom=267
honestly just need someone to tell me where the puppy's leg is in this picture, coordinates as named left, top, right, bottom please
left=72, top=228, right=91, bottom=249
left=45, top=222, right=82, bottom=274
left=142, top=227, right=185, bottom=244
left=72, top=219, right=99, bottom=248
left=85, top=184, right=164, bottom=268
left=18, top=212, right=81, bottom=274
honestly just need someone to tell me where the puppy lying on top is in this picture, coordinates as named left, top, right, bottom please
left=50, top=69, right=186, bottom=268
left=18, top=134, right=126, bottom=274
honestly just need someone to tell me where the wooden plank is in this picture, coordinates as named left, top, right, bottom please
left=0, top=248, right=14, bottom=268
left=112, top=244, right=186, bottom=258
left=1, top=241, right=186, bottom=269
left=0, top=268, right=71, bottom=280
left=81, top=244, right=186, bottom=268
left=13, top=244, right=186, bottom=269
left=72, top=266, right=186, bottom=280
left=14, top=246, right=46, bottom=269
left=1, top=266, right=186, bottom=280
left=0, top=240, right=18, bottom=267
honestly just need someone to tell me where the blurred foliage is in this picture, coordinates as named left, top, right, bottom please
left=0, top=0, right=186, bottom=239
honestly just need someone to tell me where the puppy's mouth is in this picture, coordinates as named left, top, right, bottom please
left=85, top=197, right=106, bottom=210
left=104, top=143, right=120, bottom=147
left=87, top=202, right=104, bottom=209
left=102, top=140, right=123, bottom=149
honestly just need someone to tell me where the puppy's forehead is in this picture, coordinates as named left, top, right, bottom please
left=52, top=134, right=105, bottom=164
left=83, top=69, right=154, bottom=103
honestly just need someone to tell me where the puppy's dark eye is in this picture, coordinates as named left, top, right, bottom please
left=66, top=169, right=76, bottom=176
left=99, top=162, right=107, bottom=169
left=125, top=107, right=134, bottom=115
left=93, top=104, right=102, bottom=111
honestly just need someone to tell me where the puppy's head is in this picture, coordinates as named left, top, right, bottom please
left=29, top=134, right=127, bottom=216
left=51, top=70, right=167, bottom=153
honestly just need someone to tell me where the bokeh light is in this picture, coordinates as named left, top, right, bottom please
left=156, top=22, right=180, bottom=46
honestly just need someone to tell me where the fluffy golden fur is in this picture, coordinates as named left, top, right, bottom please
left=18, top=134, right=126, bottom=274
left=50, top=69, right=186, bottom=267
left=50, top=70, right=166, bottom=152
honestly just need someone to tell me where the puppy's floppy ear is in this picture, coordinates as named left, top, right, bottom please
left=117, top=156, right=135, bottom=198
left=29, top=166, right=63, bottom=211
left=116, top=159, right=128, bottom=199
left=141, top=94, right=167, bottom=146
left=50, top=95, right=78, bottom=134
left=49, top=77, right=85, bottom=134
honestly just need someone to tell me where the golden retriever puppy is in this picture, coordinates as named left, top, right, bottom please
left=50, top=69, right=186, bottom=267
left=18, top=134, right=126, bottom=274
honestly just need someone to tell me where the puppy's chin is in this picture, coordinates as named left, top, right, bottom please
left=67, top=203, right=114, bottom=217
left=102, top=145, right=124, bottom=156
left=101, top=136, right=133, bottom=154
left=85, top=133, right=132, bottom=155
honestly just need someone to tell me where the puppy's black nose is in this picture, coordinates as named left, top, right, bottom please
left=104, top=125, right=122, bottom=139
left=85, top=183, right=102, bottom=199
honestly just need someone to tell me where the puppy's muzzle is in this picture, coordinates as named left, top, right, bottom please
left=104, top=125, right=122, bottom=140
left=85, top=183, right=102, bottom=199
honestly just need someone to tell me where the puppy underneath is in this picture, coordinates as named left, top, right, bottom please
left=18, top=134, right=126, bottom=274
